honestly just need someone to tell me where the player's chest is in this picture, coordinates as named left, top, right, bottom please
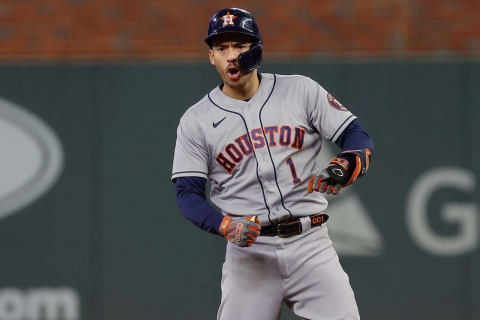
left=205, top=99, right=311, bottom=159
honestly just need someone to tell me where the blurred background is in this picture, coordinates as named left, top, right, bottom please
left=0, top=1, right=479, bottom=319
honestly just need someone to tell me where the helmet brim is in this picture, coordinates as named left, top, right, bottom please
left=205, top=31, right=260, bottom=47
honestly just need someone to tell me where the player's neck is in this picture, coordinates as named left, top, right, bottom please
left=222, top=71, right=260, bottom=101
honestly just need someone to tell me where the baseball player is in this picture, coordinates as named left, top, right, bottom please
left=172, top=8, right=374, bottom=320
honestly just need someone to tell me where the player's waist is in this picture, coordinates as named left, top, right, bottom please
left=257, top=213, right=329, bottom=238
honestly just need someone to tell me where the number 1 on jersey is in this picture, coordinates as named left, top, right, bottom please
left=286, top=157, right=302, bottom=185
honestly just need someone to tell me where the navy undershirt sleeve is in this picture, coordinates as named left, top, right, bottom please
left=335, top=119, right=374, bottom=152
left=333, top=119, right=374, bottom=175
left=175, top=176, right=224, bottom=235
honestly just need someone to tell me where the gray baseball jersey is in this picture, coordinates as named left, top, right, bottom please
left=171, top=73, right=356, bottom=226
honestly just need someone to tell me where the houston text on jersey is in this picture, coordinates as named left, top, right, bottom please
left=216, top=125, right=306, bottom=173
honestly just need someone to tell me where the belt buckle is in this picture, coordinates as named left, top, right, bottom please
left=277, top=220, right=302, bottom=238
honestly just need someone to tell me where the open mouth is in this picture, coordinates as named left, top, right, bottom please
left=227, top=66, right=241, bottom=80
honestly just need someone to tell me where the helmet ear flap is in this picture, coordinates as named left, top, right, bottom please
left=238, top=40, right=263, bottom=72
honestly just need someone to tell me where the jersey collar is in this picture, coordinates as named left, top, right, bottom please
left=210, top=73, right=274, bottom=111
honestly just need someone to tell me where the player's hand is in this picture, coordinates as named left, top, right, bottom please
left=218, top=216, right=261, bottom=247
left=308, top=149, right=372, bottom=195
left=308, top=158, right=350, bottom=195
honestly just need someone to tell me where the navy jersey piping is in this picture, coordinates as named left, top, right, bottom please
left=172, top=170, right=208, bottom=176
left=171, top=171, right=208, bottom=183
left=331, top=114, right=355, bottom=142
left=207, top=93, right=274, bottom=226
left=258, top=74, right=294, bottom=221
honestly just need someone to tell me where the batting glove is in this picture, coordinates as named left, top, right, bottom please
left=218, top=216, right=261, bottom=247
left=308, top=158, right=349, bottom=195
left=308, top=149, right=372, bottom=195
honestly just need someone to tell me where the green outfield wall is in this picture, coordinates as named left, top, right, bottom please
left=0, top=61, right=478, bottom=320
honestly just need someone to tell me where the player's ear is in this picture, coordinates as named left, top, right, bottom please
left=208, top=49, right=215, bottom=66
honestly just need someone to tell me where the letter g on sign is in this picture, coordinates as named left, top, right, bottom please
left=406, top=167, right=478, bottom=256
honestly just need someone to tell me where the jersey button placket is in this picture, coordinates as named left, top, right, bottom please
left=257, top=152, right=276, bottom=215
left=244, top=109, right=272, bottom=214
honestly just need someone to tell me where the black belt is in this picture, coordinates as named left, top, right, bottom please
left=260, top=213, right=329, bottom=238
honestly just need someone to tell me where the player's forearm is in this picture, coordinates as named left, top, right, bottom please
left=335, top=119, right=374, bottom=153
left=175, top=177, right=224, bottom=235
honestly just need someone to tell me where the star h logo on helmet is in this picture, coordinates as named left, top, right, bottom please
left=221, top=11, right=237, bottom=27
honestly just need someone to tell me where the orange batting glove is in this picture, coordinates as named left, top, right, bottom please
left=218, top=216, right=261, bottom=247
left=308, top=149, right=372, bottom=195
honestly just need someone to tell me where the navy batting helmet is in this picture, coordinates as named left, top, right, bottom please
left=205, top=8, right=263, bottom=72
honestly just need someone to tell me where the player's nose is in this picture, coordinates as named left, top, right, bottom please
left=226, top=47, right=238, bottom=62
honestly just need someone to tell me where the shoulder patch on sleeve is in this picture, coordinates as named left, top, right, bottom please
left=327, top=93, right=348, bottom=112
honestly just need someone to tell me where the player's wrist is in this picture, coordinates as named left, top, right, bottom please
left=337, top=148, right=372, bottom=186
left=218, top=216, right=232, bottom=237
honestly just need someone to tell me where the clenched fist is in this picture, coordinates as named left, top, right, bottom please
left=308, top=157, right=350, bottom=195
left=219, top=216, right=261, bottom=247
left=308, top=149, right=372, bottom=195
